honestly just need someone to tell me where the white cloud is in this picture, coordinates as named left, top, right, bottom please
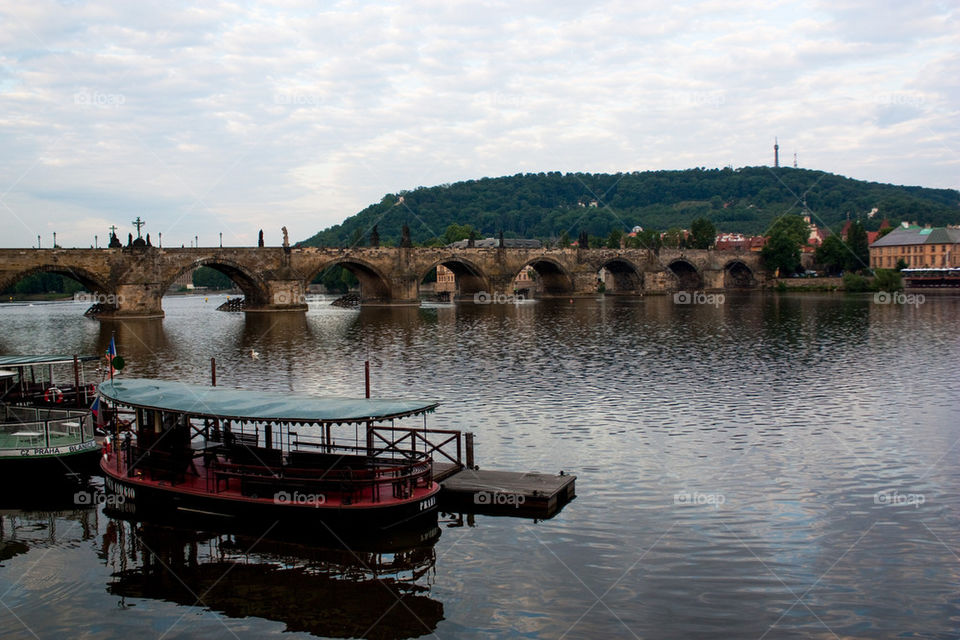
left=0, top=0, right=956, bottom=248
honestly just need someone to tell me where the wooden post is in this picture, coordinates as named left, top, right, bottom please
left=73, top=354, right=81, bottom=404
left=364, top=360, right=370, bottom=398
left=210, top=357, right=217, bottom=386
left=465, top=432, right=474, bottom=469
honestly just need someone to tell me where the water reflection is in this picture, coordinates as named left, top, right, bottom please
left=2, top=292, right=960, bottom=638
left=102, top=517, right=444, bottom=639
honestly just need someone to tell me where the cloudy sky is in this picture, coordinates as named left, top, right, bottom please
left=0, top=0, right=956, bottom=248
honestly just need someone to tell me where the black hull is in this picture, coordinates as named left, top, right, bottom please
left=0, top=449, right=102, bottom=488
left=102, top=468, right=440, bottom=534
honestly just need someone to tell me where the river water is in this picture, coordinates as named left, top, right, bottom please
left=1, top=292, right=959, bottom=639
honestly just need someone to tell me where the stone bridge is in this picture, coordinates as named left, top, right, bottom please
left=0, top=246, right=769, bottom=318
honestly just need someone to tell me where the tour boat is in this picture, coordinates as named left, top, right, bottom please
left=98, top=378, right=442, bottom=531
left=0, top=355, right=102, bottom=486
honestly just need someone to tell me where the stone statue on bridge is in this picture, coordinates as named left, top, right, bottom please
left=282, top=226, right=290, bottom=250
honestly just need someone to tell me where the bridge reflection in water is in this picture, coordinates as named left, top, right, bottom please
left=102, top=515, right=444, bottom=639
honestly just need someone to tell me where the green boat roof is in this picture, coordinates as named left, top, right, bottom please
left=97, top=378, right=439, bottom=424
left=0, top=355, right=99, bottom=367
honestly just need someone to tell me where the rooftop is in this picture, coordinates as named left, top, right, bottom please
left=0, top=355, right=99, bottom=367
left=870, top=226, right=960, bottom=248
left=97, top=378, right=438, bottom=424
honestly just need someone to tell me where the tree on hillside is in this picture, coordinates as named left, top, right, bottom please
left=297, top=168, right=960, bottom=248
left=844, top=220, right=870, bottom=272
left=444, top=223, right=475, bottom=245
left=607, top=228, right=623, bottom=249
left=761, top=214, right=809, bottom=276
left=626, top=229, right=662, bottom=252
left=662, top=228, right=687, bottom=249
left=814, top=234, right=846, bottom=275
left=690, top=217, right=716, bottom=249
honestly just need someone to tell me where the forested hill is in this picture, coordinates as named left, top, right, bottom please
left=300, top=167, right=960, bottom=247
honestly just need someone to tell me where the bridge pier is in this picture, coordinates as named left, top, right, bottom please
left=246, top=279, right=308, bottom=312
left=367, top=275, right=420, bottom=306
left=702, top=270, right=725, bottom=291
left=102, top=283, right=165, bottom=319
left=643, top=270, right=674, bottom=293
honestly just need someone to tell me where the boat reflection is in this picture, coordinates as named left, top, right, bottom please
left=102, top=515, right=444, bottom=639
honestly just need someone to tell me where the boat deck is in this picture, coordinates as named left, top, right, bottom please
left=433, top=463, right=576, bottom=519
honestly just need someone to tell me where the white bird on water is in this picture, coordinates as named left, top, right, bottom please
left=250, top=349, right=260, bottom=360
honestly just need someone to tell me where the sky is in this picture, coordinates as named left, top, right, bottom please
left=0, top=0, right=957, bottom=248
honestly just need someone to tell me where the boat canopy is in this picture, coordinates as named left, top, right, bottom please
left=0, top=355, right=99, bottom=367
left=98, top=378, right=439, bottom=424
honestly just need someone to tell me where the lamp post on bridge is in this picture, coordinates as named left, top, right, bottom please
left=219, top=232, right=222, bottom=248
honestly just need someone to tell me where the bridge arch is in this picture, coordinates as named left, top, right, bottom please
left=162, top=257, right=269, bottom=306
left=667, top=258, right=703, bottom=290
left=0, top=264, right=111, bottom=298
left=419, top=257, right=490, bottom=301
left=599, top=257, right=643, bottom=294
left=519, top=257, right=574, bottom=296
left=723, top=260, right=756, bottom=289
left=308, top=257, right=393, bottom=304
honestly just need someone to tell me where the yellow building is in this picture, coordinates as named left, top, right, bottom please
left=435, top=264, right=536, bottom=294
left=869, top=226, right=960, bottom=269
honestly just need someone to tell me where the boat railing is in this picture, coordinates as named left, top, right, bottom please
left=206, top=444, right=433, bottom=504
left=0, top=410, right=93, bottom=450
left=367, top=426, right=463, bottom=468
left=7, top=383, right=98, bottom=408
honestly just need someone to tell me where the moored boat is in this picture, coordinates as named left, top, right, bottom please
left=98, top=378, right=442, bottom=531
left=0, top=355, right=102, bottom=486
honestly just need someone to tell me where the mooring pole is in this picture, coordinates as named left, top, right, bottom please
left=73, top=354, right=81, bottom=404
left=365, top=361, right=372, bottom=457
left=465, top=432, right=475, bottom=469
left=210, top=357, right=217, bottom=386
